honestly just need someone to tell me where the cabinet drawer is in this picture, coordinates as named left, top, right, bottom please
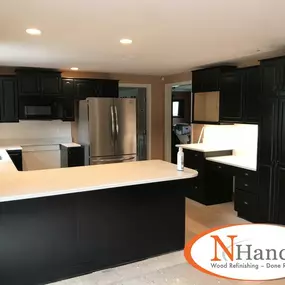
left=236, top=168, right=257, bottom=180
left=184, top=150, right=204, bottom=170
left=234, top=189, right=257, bottom=222
left=206, top=161, right=233, bottom=174
left=235, top=176, right=257, bottom=193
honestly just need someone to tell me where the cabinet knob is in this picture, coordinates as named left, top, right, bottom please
left=244, top=201, right=248, bottom=205
left=244, top=183, right=248, bottom=187
left=194, top=154, right=198, bottom=157
left=245, top=173, right=249, bottom=176
left=218, top=166, right=221, bottom=169
left=194, top=186, right=198, bottom=189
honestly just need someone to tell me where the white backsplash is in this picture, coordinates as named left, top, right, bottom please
left=203, top=124, right=258, bottom=159
left=0, top=120, right=72, bottom=146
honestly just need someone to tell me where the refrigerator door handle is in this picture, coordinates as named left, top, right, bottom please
left=114, top=105, right=119, bottom=136
left=110, top=105, right=115, bottom=140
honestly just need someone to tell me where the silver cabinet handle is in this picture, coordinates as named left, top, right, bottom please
left=244, top=201, right=248, bottom=205
left=110, top=106, right=115, bottom=139
left=244, top=183, right=248, bottom=187
left=218, top=166, right=222, bottom=169
left=114, top=105, right=119, bottom=136
left=194, top=154, right=198, bottom=157
left=245, top=173, right=249, bottom=176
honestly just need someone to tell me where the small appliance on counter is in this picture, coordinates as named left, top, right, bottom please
left=171, top=123, right=191, bottom=164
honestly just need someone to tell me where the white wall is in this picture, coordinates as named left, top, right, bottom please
left=0, top=120, right=72, bottom=146
left=203, top=124, right=258, bottom=159
left=0, top=121, right=72, bottom=171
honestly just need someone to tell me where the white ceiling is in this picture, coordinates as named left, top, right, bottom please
left=1, top=0, right=285, bottom=75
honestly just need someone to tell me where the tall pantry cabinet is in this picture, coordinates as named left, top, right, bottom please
left=258, top=57, right=285, bottom=224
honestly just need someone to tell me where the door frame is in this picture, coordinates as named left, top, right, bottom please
left=164, top=81, right=192, bottom=162
left=119, top=83, right=152, bottom=160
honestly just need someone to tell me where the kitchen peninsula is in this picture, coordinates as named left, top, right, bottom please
left=0, top=149, right=197, bottom=285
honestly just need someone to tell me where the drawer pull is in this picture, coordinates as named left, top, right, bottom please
left=244, top=201, right=249, bottom=205
left=244, top=183, right=248, bottom=187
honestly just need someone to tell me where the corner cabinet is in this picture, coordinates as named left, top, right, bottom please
left=0, top=76, right=19, bottom=122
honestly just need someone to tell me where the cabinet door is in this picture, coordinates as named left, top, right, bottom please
left=74, top=79, right=95, bottom=99
left=62, top=99, right=75, bottom=121
left=257, top=164, right=274, bottom=223
left=243, top=67, right=260, bottom=123
left=68, top=147, right=84, bottom=167
left=17, top=72, right=41, bottom=96
left=261, top=64, right=279, bottom=98
left=101, top=79, right=118, bottom=98
left=41, top=72, right=62, bottom=96
left=277, top=98, right=285, bottom=165
left=203, top=69, right=219, bottom=92
left=276, top=166, right=285, bottom=224
left=220, top=71, right=243, bottom=122
left=62, top=78, right=74, bottom=97
left=0, top=77, right=19, bottom=122
left=192, top=71, right=203, bottom=93
left=258, top=98, right=278, bottom=165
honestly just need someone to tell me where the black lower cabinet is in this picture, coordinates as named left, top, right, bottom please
left=0, top=179, right=188, bottom=285
left=234, top=189, right=257, bottom=222
left=6, top=150, right=22, bottom=171
left=60, top=145, right=85, bottom=167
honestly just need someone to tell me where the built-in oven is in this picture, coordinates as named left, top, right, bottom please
left=19, top=97, right=63, bottom=120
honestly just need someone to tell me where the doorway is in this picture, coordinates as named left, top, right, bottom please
left=171, top=84, right=192, bottom=163
left=119, top=87, right=148, bottom=161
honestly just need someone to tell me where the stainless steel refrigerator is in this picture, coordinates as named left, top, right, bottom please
left=78, top=98, right=137, bottom=165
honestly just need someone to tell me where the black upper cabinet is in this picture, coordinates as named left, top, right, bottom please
left=41, top=72, right=62, bottom=96
left=261, top=57, right=285, bottom=97
left=192, top=66, right=236, bottom=93
left=243, top=66, right=261, bottom=123
left=276, top=166, right=285, bottom=224
left=16, top=69, right=62, bottom=96
left=101, top=79, right=119, bottom=98
left=74, top=79, right=99, bottom=99
left=74, top=78, right=118, bottom=99
left=0, top=76, right=19, bottom=122
left=62, top=78, right=75, bottom=97
left=220, top=70, right=243, bottom=122
left=220, top=66, right=260, bottom=124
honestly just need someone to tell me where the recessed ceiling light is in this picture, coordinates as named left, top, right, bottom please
left=26, top=28, right=42, bottom=35
left=120, top=38, right=132, bottom=45
left=70, top=67, right=79, bottom=71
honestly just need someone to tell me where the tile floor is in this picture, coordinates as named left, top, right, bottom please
left=51, top=199, right=283, bottom=285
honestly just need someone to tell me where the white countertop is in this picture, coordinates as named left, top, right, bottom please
left=176, top=143, right=233, bottom=153
left=0, top=149, right=198, bottom=202
left=61, top=143, right=81, bottom=148
left=206, top=155, right=257, bottom=171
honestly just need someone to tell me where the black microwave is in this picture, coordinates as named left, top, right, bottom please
left=19, top=97, right=63, bottom=120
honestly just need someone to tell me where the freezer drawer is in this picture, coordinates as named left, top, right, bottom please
left=90, top=154, right=136, bottom=165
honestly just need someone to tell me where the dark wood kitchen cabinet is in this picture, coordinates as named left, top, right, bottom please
left=16, top=69, right=62, bottom=96
left=74, top=79, right=102, bottom=99
left=183, top=149, right=233, bottom=205
left=220, top=66, right=260, bottom=123
left=220, top=70, right=243, bottom=122
left=192, top=66, right=236, bottom=93
left=74, top=79, right=118, bottom=99
left=0, top=76, right=19, bottom=122
left=60, top=145, right=85, bottom=167
left=62, top=79, right=75, bottom=121
left=257, top=57, right=285, bottom=224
